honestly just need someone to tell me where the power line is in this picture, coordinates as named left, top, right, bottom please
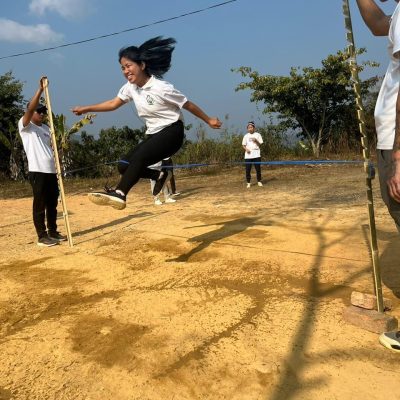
left=0, top=0, right=238, bottom=60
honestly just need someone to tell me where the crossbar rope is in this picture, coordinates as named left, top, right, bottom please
left=63, top=159, right=368, bottom=176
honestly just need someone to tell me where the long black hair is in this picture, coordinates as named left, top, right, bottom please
left=118, top=36, right=176, bottom=78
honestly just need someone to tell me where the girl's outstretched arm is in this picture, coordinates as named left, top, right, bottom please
left=72, top=97, right=125, bottom=115
left=183, top=101, right=222, bottom=129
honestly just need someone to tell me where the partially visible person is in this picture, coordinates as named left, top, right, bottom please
left=151, top=181, right=176, bottom=206
left=356, top=0, right=400, bottom=353
left=18, top=77, right=67, bottom=247
left=356, top=0, right=400, bottom=233
left=162, top=157, right=180, bottom=196
left=149, top=159, right=176, bottom=206
left=242, top=121, right=263, bottom=188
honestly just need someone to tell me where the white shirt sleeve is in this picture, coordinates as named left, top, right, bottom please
left=117, top=83, right=133, bottom=103
left=257, top=132, right=263, bottom=145
left=242, top=135, right=247, bottom=146
left=162, top=84, right=187, bottom=109
left=18, top=118, right=30, bottom=134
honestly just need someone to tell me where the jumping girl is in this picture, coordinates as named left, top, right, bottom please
left=72, top=36, right=221, bottom=209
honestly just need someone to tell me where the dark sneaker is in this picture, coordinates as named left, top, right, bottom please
left=88, top=189, right=126, bottom=210
left=152, top=171, right=172, bottom=196
left=37, top=236, right=59, bottom=247
left=48, top=231, right=67, bottom=242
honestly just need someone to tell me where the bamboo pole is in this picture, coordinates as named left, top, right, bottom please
left=42, top=77, right=74, bottom=247
left=342, top=0, right=383, bottom=312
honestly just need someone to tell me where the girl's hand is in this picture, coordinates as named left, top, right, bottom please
left=39, top=76, right=48, bottom=90
left=208, top=117, right=222, bottom=129
left=71, top=106, right=84, bottom=116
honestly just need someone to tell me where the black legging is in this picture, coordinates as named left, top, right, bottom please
left=245, top=157, right=262, bottom=183
left=117, top=120, right=184, bottom=194
left=28, top=172, right=59, bottom=238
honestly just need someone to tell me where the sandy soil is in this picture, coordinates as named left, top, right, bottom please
left=1, top=164, right=399, bottom=400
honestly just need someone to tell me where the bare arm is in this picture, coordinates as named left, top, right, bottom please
left=388, top=86, right=400, bottom=202
left=22, top=77, right=46, bottom=127
left=356, top=0, right=391, bottom=36
left=182, top=100, right=222, bottom=129
left=72, top=97, right=125, bottom=116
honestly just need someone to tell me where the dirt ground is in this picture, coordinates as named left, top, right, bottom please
left=1, top=164, right=400, bottom=400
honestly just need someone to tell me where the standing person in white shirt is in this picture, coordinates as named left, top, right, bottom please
left=72, top=36, right=221, bottom=210
left=18, top=77, right=67, bottom=247
left=356, top=0, right=400, bottom=353
left=242, top=121, right=263, bottom=188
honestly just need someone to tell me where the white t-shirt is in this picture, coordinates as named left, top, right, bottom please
left=242, top=132, right=263, bottom=159
left=18, top=118, right=56, bottom=173
left=375, top=2, right=400, bottom=150
left=118, top=76, right=187, bottom=135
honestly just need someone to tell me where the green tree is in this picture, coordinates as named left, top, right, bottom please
left=52, top=113, right=96, bottom=175
left=96, top=125, right=145, bottom=164
left=233, top=49, right=379, bottom=157
left=0, top=72, right=25, bottom=179
left=68, top=131, right=100, bottom=177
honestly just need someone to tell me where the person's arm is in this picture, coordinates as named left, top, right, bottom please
left=388, top=87, right=400, bottom=202
left=72, top=97, right=125, bottom=116
left=22, top=76, right=46, bottom=127
left=182, top=101, right=221, bottom=129
left=356, top=0, right=391, bottom=36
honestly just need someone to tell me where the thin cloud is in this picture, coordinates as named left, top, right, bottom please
left=29, top=0, right=94, bottom=20
left=48, top=52, right=65, bottom=66
left=0, top=18, right=64, bottom=45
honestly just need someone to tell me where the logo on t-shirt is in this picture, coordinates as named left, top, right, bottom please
left=146, top=95, right=155, bottom=105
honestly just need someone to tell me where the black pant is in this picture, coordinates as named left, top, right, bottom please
left=377, top=150, right=400, bottom=232
left=117, top=120, right=184, bottom=194
left=28, top=172, right=59, bottom=239
left=245, top=157, right=262, bottom=183
left=162, top=158, right=177, bottom=194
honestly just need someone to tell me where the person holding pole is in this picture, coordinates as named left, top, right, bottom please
left=355, top=0, right=400, bottom=352
left=18, top=77, right=67, bottom=247
left=72, top=36, right=221, bottom=210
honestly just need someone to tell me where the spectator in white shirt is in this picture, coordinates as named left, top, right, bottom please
left=242, top=121, right=263, bottom=188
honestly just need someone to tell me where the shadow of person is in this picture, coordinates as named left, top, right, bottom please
left=171, top=186, right=206, bottom=200
left=379, top=228, right=400, bottom=298
left=169, top=216, right=268, bottom=262
left=74, top=212, right=153, bottom=238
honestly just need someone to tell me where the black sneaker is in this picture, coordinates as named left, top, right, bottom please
left=88, top=189, right=126, bottom=210
left=152, top=171, right=172, bottom=196
left=37, top=236, right=59, bottom=247
left=48, top=231, right=67, bottom=242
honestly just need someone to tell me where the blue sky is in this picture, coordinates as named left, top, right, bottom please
left=0, top=0, right=398, bottom=139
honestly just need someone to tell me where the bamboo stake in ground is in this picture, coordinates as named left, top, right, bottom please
left=342, top=0, right=383, bottom=312
left=42, top=77, right=74, bottom=247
